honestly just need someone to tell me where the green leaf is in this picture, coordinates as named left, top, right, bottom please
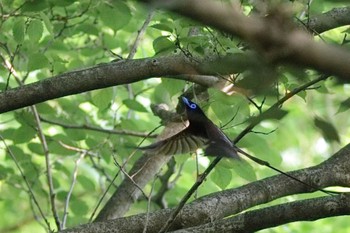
left=48, top=140, right=76, bottom=156
left=161, top=78, right=185, bottom=97
left=314, top=117, right=340, bottom=142
left=91, top=88, right=114, bottom=111
left=103, top=33, right=120, bottom=50
left=78, top=175, right=96, bottom=191
left=76, top=24, right=99, bottom=36
left=64, top=129, right=86, bottom=141
left=21, top=0, right=49, bottom=12
left=98, top=2, right=131, bottom=31
left=249, top=107, right=288, bottom=124
left=336, top=97, right=350, bottom=114
left=40, top=12, right=53, bottom=35
left=221, top=158, right=257, bottom=182
left=0, top=164, right=11, bottom=180
left=13, top=18, right=25, bottom=43
left=153, top=36, right=175, bottom=54
left=123, top=99, right=148, bottom=112
left=211, top=167, right=232, bottom=189
left=48, top=0, right=75, bottom=7
left=150, top=23, right=173, bottom=33
left=27, top=143, right=44, bottom=155
left=70, top=198, right=89, bottom=216
left=27, top=19, right=43, bottom=42
left=27, top=53, right=50, bottom=71
left=12, top=125, right=37, bottom=144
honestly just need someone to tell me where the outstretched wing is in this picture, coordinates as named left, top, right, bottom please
left=139, top=127, right=208, bottom=156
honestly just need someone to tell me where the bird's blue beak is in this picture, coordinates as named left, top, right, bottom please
left=182, top=96, right=190, bottom=107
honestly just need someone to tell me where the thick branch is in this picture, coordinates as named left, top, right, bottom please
left=307, top=6, right=350, bottom=34
left=61, top=144, right=350, bottom=233
left=141, top=0, right=350, bottom=81
left=173, top=194, right=350, bottom=232
left=0, top=55, right=221, bottom=114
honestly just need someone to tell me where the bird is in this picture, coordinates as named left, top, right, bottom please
left=140, top=96, right=339, bottom=195
left=139, top=96, right=239, bottom=159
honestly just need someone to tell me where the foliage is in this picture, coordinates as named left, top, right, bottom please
left=0, top=0, right=349, bottom=232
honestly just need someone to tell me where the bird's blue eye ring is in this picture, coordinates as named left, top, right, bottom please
left=189, top=103, right=197, bottom=109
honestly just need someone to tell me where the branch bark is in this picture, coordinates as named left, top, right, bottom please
left=61, top=144, right=350, bottom=233
left=172, top=194, right=350, bottom=233
left=140, top=0, right=350, bottom=81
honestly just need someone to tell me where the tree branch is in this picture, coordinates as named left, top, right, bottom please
left=306, top=6, right=350, bottom=34
left=40, top=117, right=157, bottom=138
left=172, top=194, right=350, bottom=233
left=60, top=144, right=350, bottom=233
left=140, top=0, right=350, bottom=81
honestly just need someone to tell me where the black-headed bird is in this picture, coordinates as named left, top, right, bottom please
left=140, top=96, right=338, bottom=195
left=140, top=96, right=239, bottom=159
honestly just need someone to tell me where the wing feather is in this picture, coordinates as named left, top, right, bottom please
left=140, top=126, right=208, bottom=156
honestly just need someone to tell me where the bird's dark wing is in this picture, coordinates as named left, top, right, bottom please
left=139, top=127, right=208, bottom=156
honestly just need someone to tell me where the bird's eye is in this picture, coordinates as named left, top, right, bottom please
left=190, top=103, right=197, bottom=109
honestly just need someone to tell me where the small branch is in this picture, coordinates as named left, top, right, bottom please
left=62, top=151, right=87, bottom=229
left=152, top=158, right=177, bottom=208
left=0, top=135, right=52, bottom=232
left=31, top=106, right=61, bottom=230
left=128, top=10, right=154, bottom=59
left=40, top=117, right=157, bottom=138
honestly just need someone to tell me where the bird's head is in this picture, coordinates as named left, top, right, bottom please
left=181, top=96, right=207, bottom=122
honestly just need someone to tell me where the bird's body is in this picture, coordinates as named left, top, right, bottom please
left=139, top=96, right=339, bottom=195
left=140, top=96, right=239, bottom=159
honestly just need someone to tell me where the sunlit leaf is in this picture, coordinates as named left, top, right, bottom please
left=27, top=53, right=50, bottom=71
left=13, top=18, right=25, bottom=43
left=153, top=36, right=175, bottom=54
left=27, top=19, right=43, bottom=42
left=78, top=175, right=96, bottom=191
left=249, top=107, right=288, bottom=124
left=27, top=143, right=44, bottom=155
left=123, top=99, right=148, bottom=112
left=40, top=11, right=53, bottom=35
left=150, top=23, right=173, bottom=33
left=91, top=88, right=114, bottom=111
left=12, top=125, right=37, bottom=144
left=211, top=167, right=232, bottom=189
left=220, top=158, right=257, bottom=182
left=21, top=0, right=49, bottom=12
left=70, top=198, right=89, bottom=216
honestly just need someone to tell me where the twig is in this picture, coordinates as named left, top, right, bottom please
left=88, top=169, right=120, bottom=223
left=40, top=117, right=157, bottom=138
left=31, top=106, right=61, bottom=230
left=125, top=10, right=155, bottom=117
left=62, top=151, right=87, bottom=229
left=113, top=156, right=149, bottom=199
left=143, top=173, right=158, bottom=233
left=0, top=135, right=52, bottom=231
left=91, top=125, right=162, bottom=222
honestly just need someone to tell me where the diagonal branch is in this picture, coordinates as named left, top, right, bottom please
left=172, top=194, right=350, bottom=233
left=60, top=143, right=350, bottom=233
left=140, top=0, right=350, bottom=81
left=40, top=117, right=157, bottom=138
